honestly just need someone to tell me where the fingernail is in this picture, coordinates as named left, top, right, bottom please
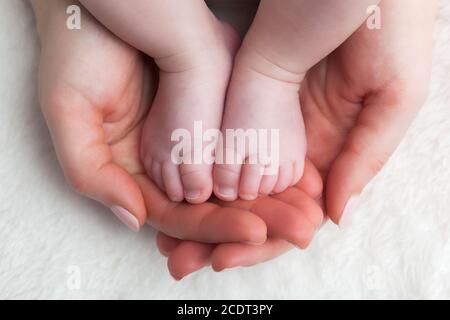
left=339, top=195, right=360, bottom=229
left=110, top=206, right=140, bottom=232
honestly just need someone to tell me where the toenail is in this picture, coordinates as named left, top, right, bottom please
left=184, top=190, right=202, bottom=200
left=216, top=186, right=237, bottom=197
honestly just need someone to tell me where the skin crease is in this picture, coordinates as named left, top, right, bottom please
left=160, top=0, right=437, bottom=279
left=31, top=0, right=436, bottom=279
left=31, top=0, right=324, bottom=259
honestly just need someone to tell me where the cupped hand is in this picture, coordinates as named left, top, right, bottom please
left=158, top=159, right=323, bottom=280
left=161, top=0, right=437, bottom=278
left=303, top=0, right=436, bottom=224
left=33, top=1, right=323, bottom=248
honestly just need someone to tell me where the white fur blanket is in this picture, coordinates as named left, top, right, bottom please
left=0, top=0, right=449, bottom=299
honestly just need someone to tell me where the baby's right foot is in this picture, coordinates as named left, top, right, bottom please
left=141, top=20, right=239, bottom=204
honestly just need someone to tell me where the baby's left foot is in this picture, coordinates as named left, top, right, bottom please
left=213, top=49, right=306, bottom=201
left=213, top=0, right=378, bottom=201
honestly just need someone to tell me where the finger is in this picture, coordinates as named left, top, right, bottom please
left=294, top=158, right=323, bottom=199
left=164, top=193, right=321, bottom=277
left=160, top=161, right=324, bottom=277
left=165, top=238, right=293, bottom=278
left=167, top=241, right=214, bottom=281
left=156, top=232, right=181, bottom=257
left=136, top=175, right=267, bottom=244
left=272, top=188, right=324, bottom=231
left=211, top=239, right=292, bottom=272
left=326, top=86, right=428, bottom=226
left=213, top=192, right=317, bottom=248
left=254, top=197, right=317, bottom=249
left=42, top=97, right=147, bottom=231
left=214, top=160, right=324, bottom=248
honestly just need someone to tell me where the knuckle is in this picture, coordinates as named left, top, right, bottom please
left=368, top=156, right=387, bottom=175
left=382, top=77, right=430, bottom=111
left=65, top=169, right=89, bottom=194
left=345, top=141, right=387, bottom=175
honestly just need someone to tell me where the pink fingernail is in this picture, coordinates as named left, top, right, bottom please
left=110, top=206, right=140, bottom=232
left=339, top=195, right=360, bottom=229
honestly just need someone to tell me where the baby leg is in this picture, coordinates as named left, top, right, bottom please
left=214, top=0, right=380, bottom=201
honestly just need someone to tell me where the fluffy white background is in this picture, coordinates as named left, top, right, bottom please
left=0, top=0, right=449, bottom=299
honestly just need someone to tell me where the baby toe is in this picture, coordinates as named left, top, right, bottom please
left=179, top=163, right=213, bottom=204
left=238, top=162, right=264, bottom=201
left=259, top=169, right=278, bottom=195
left=291, top=160, right=305, bottom=186
left=150, top=160, right=165, bottom=191
left=161, top=161, right=184, bottom=202
left=272, top=163, right=294, bottom=194
left=213, top=163, right=242, bottom=201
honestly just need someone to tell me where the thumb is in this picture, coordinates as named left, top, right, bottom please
left=42, top=95, right=147, bottom=232
left=326, top=83, right=427, bottom=226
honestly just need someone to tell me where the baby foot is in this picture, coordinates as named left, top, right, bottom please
left=141, top=20, right=239, bottom=204
left=213, top=49, right=306, bottom=201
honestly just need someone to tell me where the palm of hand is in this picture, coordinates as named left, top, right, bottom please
left=303, top=28, right=396, bottom=174
left=300, top=22, right=431, bottom=221
left=43, top=25, right=153, bottom=173
left=38, top=14, right=163, bottom=227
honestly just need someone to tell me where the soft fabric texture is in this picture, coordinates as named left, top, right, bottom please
left=0, top=0, right=449, bottom=299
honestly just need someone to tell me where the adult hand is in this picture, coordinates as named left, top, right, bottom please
left=161, top=0, right=437, bottom=278
left=303, top=0, right=436, bottom=225
left=157, top=159, right=323, bottom=280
